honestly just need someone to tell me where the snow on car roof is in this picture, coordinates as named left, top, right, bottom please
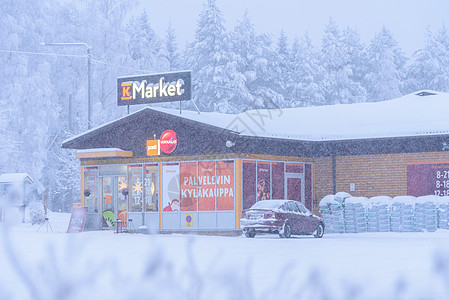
left=249, top=199, right=293, bottom=209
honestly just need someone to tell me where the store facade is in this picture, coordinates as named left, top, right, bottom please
left=63, top=90, right=449, bottom=233
left=64, top=108, right=314, bottom=233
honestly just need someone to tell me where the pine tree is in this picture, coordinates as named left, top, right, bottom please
left=320, top=19, right=346, bottom=104
left=229, top=10, right=284, bottom=111
left=404, top=26, right=449, bottom=93
left=339, top=27, right=367, bottom=103
left=320, top=19, right=367, bottom=104
left=289, top=34, right=326, bottom=106
left=127, top=11, right=167, bottom=72
left=0, top=0, right=60, bottom=201
left=188, top=0, right=236, bottom=112
left=364, top=26, right=407, bottom=102
left=164, top=22, right=181, bottom=71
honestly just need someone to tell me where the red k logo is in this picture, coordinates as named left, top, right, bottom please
left=121, top=82, right=132, bottom=100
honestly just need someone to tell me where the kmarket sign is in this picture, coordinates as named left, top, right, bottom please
left=117, top=71, right=191, bottom=106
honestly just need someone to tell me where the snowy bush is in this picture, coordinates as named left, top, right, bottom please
left=25, top=202, right=45, bottom=225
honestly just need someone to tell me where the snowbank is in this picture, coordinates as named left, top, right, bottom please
left=319, top=194, right=339, bottom=206
left=369, top=196, right=392, bottom=206
left=345, top=196, right=369, bottom=207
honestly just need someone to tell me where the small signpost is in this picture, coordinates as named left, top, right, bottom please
left=67, top=207, right=88, bottom=233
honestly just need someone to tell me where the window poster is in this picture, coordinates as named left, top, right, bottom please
left=128, top=165, right=143, bottom=212
left=271, top=162, right=285, bottom=199
left=144, top=164, right=159, bottom=212
left=180, top=162, right=198, bottom=211
left=242, top=161, right=257, bottom=210
left=257, top=161, right=271, bottom=201
left=162, top=163, right=180, bottom=212
left=197, top=161, right=216, bottom=210
left=216, top=160, right=235, bottom=210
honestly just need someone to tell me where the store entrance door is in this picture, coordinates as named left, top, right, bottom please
left=285, top=173, right=304, bottom=203
left=100, top=176, right=128, bottom=229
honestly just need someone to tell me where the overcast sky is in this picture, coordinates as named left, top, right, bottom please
left=140, top=0, right=449, bottom=55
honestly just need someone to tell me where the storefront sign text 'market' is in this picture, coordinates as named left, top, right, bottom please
left=122, top=78, right=184, bottom=100
left=117, top=71, right=191, bottom=106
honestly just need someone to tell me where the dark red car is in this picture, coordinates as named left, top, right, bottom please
left=240, top=200, right=324, bottom=238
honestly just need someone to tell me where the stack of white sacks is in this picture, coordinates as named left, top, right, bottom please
left=390, top=196, right=415, bottom=232
left=319, top=193, right=449, bottom=233
left=439, top=196, right=449, bottom=229
left=367, top=196, right=392, bottom=232
left=344, top=196, right=368, bottom=233
left=318, top=192, right=350, bottom=233
left=413, top=195, right=438, bottom=232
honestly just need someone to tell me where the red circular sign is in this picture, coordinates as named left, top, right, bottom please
left=160, top=130, right=177, bottom=153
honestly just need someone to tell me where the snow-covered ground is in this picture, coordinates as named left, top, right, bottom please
left=1, top=212, right=449, bottom=300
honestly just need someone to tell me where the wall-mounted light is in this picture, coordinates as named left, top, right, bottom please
left=443, top=142, right=449, bottom=151
left=226, top=140, right=235, bottom=148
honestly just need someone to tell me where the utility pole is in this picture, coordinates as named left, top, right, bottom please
left=40, top=42, right=92, bottom=129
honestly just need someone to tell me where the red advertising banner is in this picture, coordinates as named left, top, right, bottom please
left=67, top=207, right=88, bottom=233
left=198, top=161, right=216, bottom=211
left=180, top=162, right=197, bottom=211
left=257, top=161, right=271, bottom=201
left=407, top=162, right=449, bottom=196
left=217, top=160, right=235, bottom=210
left=271, top=162, right=284, bottom=199
left=242, top=161, right=257, bottom=210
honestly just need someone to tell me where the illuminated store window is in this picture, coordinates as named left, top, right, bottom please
left=257, top=161, right=271, bottom=201
left=162, top=163, right=180, bottom=212
left=216, top=160, right=234, bottom=211
left=144, top=164, right=159, bottom=212
left=128, top=165, right=143, bottom=212
left=180, top=161, right=198, bottom=211
left=83, top=167, right=98, bottom=213
left=198, top=161, right=215, bottom=211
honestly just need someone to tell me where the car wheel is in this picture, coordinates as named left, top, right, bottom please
left=313, top=223, right=324, bottom=238
left=245, top=230, right=256, bottom=238
left=279, top=222, right=292, bottom=238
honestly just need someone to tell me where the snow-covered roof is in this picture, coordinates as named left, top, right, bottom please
left=76, top=148, right=126, bottom=153
left=63, top=90, right=449, bottom=145
left=0, top=173, right=34, bottom=184
left=154, top=90, right=449, bottom=141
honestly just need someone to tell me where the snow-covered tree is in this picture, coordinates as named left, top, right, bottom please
left=289, top=34, right=326, bottom=106
left=404, top=26, right=449, bottom=93
left=320, top=20, right=367, bottom=104
left=227, top=10, right=286, bottom=112
left=127, top=11, right=167, bottom=72
left=188, top=0, right=237, bottom=112
left=0, top=1, right=60, bottom=201
left=340, top=27, right=367, bottom=103
left=364, top=26, right=407, bottom=102
left=164, top=22, right=182, bottom=71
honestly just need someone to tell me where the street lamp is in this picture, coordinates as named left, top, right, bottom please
left=40, top=42, right=92, bottom=129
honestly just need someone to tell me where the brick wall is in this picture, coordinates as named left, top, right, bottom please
left=313, top=157, right=334, bottom=212
left=313, top=152, right=449, bottom=205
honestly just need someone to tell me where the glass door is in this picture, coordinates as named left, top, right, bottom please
left=117, top=176, right=128, bottom=227
left=101, top=176, right=115, bottom=228
left=285, top=173, right=305, bottom=203
left=100, top=176, right=128, bottom=229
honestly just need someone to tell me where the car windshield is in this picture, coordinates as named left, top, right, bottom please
left=250, top=200, right=284, bottom=210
